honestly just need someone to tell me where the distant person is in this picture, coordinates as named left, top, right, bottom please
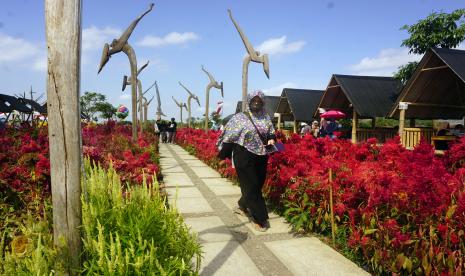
left=324, top=119, right=338, bottom=138
left=319, top=118, right=328, bottom=137
left=167, top=118, right=177, bottom=143
left=300, top=122, right=312, bottom=136
left=311, top=121, right=319, bottom=138
left=159, top=120, right=168, bottom=143
left=0, top=118, right=5, bottom=130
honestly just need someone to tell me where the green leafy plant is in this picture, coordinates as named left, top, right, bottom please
left=81, top=159, right=202, bottom=275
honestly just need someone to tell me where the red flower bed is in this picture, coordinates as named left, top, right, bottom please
left=0, top=121, right=160, bottom=203
left=176, top=128, right=465, bottom=274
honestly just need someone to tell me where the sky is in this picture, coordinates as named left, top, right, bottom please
left=0, top=0, right=464, bottom=122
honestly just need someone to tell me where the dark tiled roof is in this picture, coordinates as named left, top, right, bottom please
left=0, top=94, right=32, bottom=113
left=279, top=89, right=324, bottom=121
left=334, top=75, right=402, bottom=118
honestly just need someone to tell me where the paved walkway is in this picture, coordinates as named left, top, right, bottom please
left=159, top=143, right=370, bottom=276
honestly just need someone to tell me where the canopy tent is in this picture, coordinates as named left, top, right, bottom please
left=389, top=48, right=465, bottom=120
left=275, top=88, right=324, bottom=132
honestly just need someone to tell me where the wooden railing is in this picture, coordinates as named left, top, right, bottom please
left=356, top=128, right=397, bottom=143
left=401, top=128, right=434, bottom=149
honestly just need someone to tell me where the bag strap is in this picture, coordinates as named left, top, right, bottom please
left=244, top=112, right=267, bottom=145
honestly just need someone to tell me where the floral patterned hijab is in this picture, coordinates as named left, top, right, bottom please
left=218, top=90, right=275, bottom=155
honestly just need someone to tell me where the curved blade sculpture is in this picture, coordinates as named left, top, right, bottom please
left=228, top=9, right=270, bottom=112
left=97, top=3, right=154, bottom=141
left=122, top=60, right=149, bottom=132
left=179, top=81, right=200, bottom=128
left=202, top=65, right=223, bottom=131
left=154, top=81, right=166, bottom=119
left=172, top=96, right=187, bottom=125
left=141, top=95, right=154, bottom=123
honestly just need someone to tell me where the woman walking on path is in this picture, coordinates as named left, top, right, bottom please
left=217, top=90, right=276, bottom=232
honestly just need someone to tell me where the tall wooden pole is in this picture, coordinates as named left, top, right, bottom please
left=205, top=85, right=210, bottom=130
left=242, top=56, right=251, bottom=112
left=137, top=79, right=143, bottom=134
left=351, top=110, right=358, bottom=144
left=45, top=0, right=82, bottom=273
left=293, top=119, right=297, bottom=133
left=277, top=113, right=282, bottom=130
left=122, top=44, right=138, bottom=141
left=399, top=108, right=406, bottom=145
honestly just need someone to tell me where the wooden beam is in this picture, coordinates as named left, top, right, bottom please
left=399, top=109, right=406, bottom=145
left=277, top=113, right=281, bottom=130
left=327, top=85, right=340, bottom=89
left=45, top=0, right=82, bottom=273
left=351, top=110, right=357, bottom=144
left=420, top=65, right=448, bottom=72
left=408, top=102, right=465, bottom=109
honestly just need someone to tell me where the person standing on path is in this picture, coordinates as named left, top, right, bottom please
left=167, top=118, right=177, bottom=143
left=217, top=90, right=276, bottom=232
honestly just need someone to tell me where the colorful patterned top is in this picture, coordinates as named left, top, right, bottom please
left=218, top=90, right=275, bottom=156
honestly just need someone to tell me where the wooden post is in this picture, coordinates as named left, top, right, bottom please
left=399, top=109, right=406, bottom=144
left=351, top=110, right=358, bottom=144
left=329, top=168, right=335, bottom=247
left=371, top=117, right=376, bottom=129
left=122, top=44, right=138, bottom=141
left=242, top=56, right=251, bottom=112
left=277, top=113, right=281, bottom=130
left=45, top=0, right=82, bottom=273
left=205, top=86, right=210, bottom=131
left=137, top=79, right=143, bottom=134
left=293, top=119, right=297, bottom=133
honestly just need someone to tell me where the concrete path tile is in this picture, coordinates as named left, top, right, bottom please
left=199, top=241, right=263, bottom=276
left=165, top=187, right=203, bottom=198
left=161, top=164, right=184, bottom=173
left=265, top=238, right=369, bottom=276
left=163, top=173, right=194, bottom=187
left=201, top=178, right=240, bottom=196
left=184, top=216, right=234, bottom=243
left=193, top=167, right=222, bottom=178
left=184, top=159, right=208, bottom=167
left=168, top=197, right=213, bottom=214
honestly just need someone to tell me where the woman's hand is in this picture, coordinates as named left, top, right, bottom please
left=218, top=160, right=227, bottom=166
left=267, top=139, right=275, bottom=145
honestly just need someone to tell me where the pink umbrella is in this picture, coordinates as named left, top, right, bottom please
left=320, top=110, right=346, bottom=119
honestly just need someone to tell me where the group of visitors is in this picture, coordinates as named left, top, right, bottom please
left=300, top=118, right=339, bottom=138
left=155, top=118, right=177, bottom=143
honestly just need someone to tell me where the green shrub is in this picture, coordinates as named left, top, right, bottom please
left=81, top=159, right=201, bottom=275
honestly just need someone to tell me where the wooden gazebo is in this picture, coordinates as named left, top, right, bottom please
left=389, top=48, right=465, bottom=148
left=275, top=88, right=324, bottom=133
left=316, top=74, right=402, bottom=143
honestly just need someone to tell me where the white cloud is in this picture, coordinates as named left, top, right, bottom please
left=0, top=33, right=40, bottom=62
left=349, top=48, right=421, bottom=76
left=137, top=32, right=199, bottom=47
left=32, top=56, right=47, bottom=72
left=82, top=26, right=121, bottom=51
left=262, top=82, right=298, bottom=96
left=119, top=94, right=131, bottom=100
left=256, top=36, right=305, bottom=56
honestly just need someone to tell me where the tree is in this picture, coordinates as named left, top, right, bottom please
left=401, top=9, right=465, bottom=54
left=395, top=9, right=465, bottom=83
left=95, top=102, right=116, bottom=120
left=80, top=91, right=107, bottom=121
left=394, top=61, right=419, bottom=85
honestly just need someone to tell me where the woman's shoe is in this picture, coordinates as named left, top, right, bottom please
left=233, top=206, right=249, bottom=217
left=252, top=221, right=269, bottom=232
